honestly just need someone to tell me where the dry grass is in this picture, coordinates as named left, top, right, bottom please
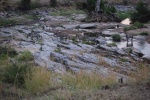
left=25, top=67, right=52, bottom=94
left=130, top=63, right=150, bottom=83
left=98, top=57, right=110, bottom=67
left=62, top=71, right=117, bottom=90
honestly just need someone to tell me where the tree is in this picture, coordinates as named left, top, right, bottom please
left=95, top=0, right=101, bottom=12
left=19, top=0, right=31, bottom=10
left=131, top=1, right=150, bottom=23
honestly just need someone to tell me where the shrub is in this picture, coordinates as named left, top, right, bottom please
left=76, top=0, right=116, bottom=14
left=124, top=22, right=144, bottom=31
left=0, top=19, right=18, bottom=26
left=19, top=0, right=31, bottom=11
left=117, top=11, right=132, bottom=20
left=0, top=46, right=18, bottom=57
left=140, top=32, right=149, bottom=36
left=18, top=51, right=33, bottom=61
left=112, top=34, right=121, bottom=42
left=50, top=0, right=57, bottom=7
left=2, top=64, right=31, bottom=87
left=131, top=1, right=150, bottom=23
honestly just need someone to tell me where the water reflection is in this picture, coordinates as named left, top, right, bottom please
left=116, top=37, right=150, bottom=57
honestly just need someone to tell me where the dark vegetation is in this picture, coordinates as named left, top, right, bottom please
left=131, top=1, right=150, bottom=23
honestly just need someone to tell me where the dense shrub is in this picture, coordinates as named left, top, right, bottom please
left=76, top=0, right=116, bottom=14
left=131, top=1, right=150, bottom=23
left=0, top=46, right=18, bottom=57
left=2, top=64, right=31, bottom=87
left=124, top=22, right=144, bottom=31
left=18, top=51, right=33, bottom=61
left=50, top=0, right=57, bottom=7
left=112, top=34, right=121, bottom=42
left=19, top=0, right=31, bottom=11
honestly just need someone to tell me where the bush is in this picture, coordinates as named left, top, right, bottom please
left=140, top=32, right=149, bottom=36
left=18, top=51, right=33, bottom=61
left=50, top=0, right=57, bottom=7
left=2, top=64, right=31, bottom=87
left=0, top=46, right=18, bottom=57
left=76, top=0, right=116, bottom=14
left=112, top=34, right=121, bottom=42
left=124, top=22, right=144, bottom=31
left=117, top=11, right=132, bottom=20
left=0, top=19, right=18, bottom=26
left=131, top=1, right=150, bottom=23
left=19, top=0, right=31, bottom=11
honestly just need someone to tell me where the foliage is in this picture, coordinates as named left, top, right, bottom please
left=50, top=9, right=85, bottom=16
left=76, top=0, right=116, bottom=14
left=0, top=19, right=18, bottom=27
left=2, top=63, right=31, bottom=87
left=116, top=11, right=132, bottom=20
left=0, top=46, right=18, bottom=57
left=19, top=0, right=31, bottom=11
left=124, top=22, right=144, bottom=31
left=131, top=1, right=150, bottom=23
left=18, top=51, right=33, bottom=61
left=112, top=34, right=121, bottom=42
left=140, top=32, right=149, bottom=36
left=50, top=0, right=57, bottom=7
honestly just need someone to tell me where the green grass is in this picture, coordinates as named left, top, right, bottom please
left=18, top=51, right=33, bottom=61
left=140, top=32, right=149, bottom=36
left=124, top=22, right=145, bottom=31
left=0, top=19, right=18, bottom=27
left=116, top=11, right=132, bottom=20
left=107, top=43, right=117, bottom=47
left=50, top=9, right=85, bottom=16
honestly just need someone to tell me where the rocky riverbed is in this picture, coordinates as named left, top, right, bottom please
left=0, top=8, right=150, bottom=81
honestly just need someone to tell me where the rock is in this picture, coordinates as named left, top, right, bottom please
left=71, top=14, right=86, bottom=21
left=96, top=36, right=107, bottom=45
left=132, top=48, right=144, bottom=57
left=79, top=23, right=97, bottom=29
left=50, top=52, right=70, bottom=65
left=143, top=56, right=150, bottom=63
left=62, top=24, right=79, bottom=29
left=97, top=45, right=125, bottom=56
left=102, top=31, right=119, bottom=36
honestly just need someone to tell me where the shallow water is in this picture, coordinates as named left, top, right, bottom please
left=116, top=37, right=150, bottom=57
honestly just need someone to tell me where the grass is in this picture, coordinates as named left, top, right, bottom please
left=98, top=57, right=110, bottom=67
left=124, top=22, right=145, bottom=31
left=0, top=19, right=18, bottom=27
left=62, top=71, right=117, bottom=90
left=82, top=40, right=95, bottom=45
left=130, top=64, right=150, bottom=83
left=140, top=32, right=149, bottom=36
left=117, top=11, right=132, bottom=20
left=107, top=43, right=117, bottom=47
left=54, top=47, right=61, bottom=53
left=25, top=67, right=52, bottom=94
left=50, top=9, right=85, bottom=16
left=18, top=51, right=33, bottom=61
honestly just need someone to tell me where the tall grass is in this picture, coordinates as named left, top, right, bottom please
left=25, top=67, right=51, bottom=94
left=130, top=64, right=150, bottom=83
left=62, top=71, right=117, bottom=90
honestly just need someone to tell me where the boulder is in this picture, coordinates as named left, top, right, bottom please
left=79, top=23, right=97, bottom=29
